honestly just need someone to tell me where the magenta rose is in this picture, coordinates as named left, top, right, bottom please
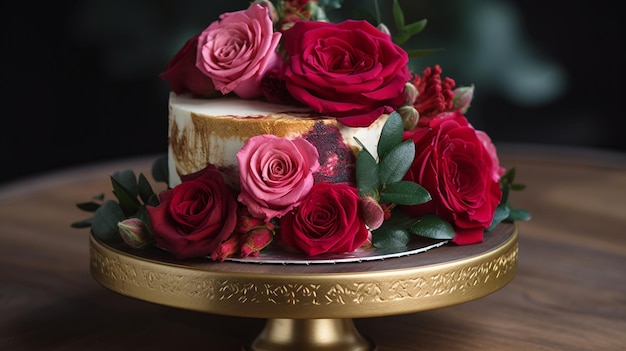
left=475, top=130, right=506, bottom=182
left=146, top=165, right=238, bottom=259
left=237, top=135, right=320, bottom=221
left=196, top=3, right=282, bottom=99
left=281, top=19, right=410, bottom=127
left=158, top=35, right=216, bottom=97
left=402, top=110, right=502, bottom=245
left=280, top=182, right=370, bottom=256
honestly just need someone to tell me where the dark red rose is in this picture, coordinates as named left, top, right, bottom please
left=280, top=182, right=369, bottom=256
left=281, top=19, right=410, bottom=127
left=158, top=35, right=216, bottom=97
left=147, top=165, right=237, bottom=259
left=402, top=110, right=502, bottom=245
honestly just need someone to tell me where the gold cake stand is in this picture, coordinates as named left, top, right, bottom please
left=90, top=223, right=518, bottom=351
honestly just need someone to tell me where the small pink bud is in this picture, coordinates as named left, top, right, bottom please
left=404, top=82, right=419, bottom=105
left=361, top=196, right=385, bottom=230
left=377, top=23, right=391, bottom=36
left=398, top=105, right=420, bottom=131
left=452, top=85, right=475, bottom=114
left=117, top=218, right=151, bottom=249
left=210, top=235, right=241, bottom=262
left=240, top=228, right=274, bottom=257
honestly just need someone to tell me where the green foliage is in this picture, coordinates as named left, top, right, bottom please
left=70, top=156, right=169, bottom=242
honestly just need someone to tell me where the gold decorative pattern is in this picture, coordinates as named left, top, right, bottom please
left=90, top=225, right=517, bottom=319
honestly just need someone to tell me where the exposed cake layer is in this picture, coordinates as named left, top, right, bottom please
left=168, top=93, right=388, bottom=188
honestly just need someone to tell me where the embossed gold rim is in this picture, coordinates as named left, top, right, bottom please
left=89, top=225, right=517, bottom=319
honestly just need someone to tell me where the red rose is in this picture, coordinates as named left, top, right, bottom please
left=402, top=110, right=502, bottom=245
left=147, top=165, right=238, bottom=259
left=281, top=19, right=410, bottom=127
left=410, top=64, right=456, bottom=124
left=280, top=182, right=369, bottom=256
left=158, top=35, right=216, bottom=97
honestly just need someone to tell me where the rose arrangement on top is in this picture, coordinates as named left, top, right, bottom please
left=71, top=0, right=531, bottom=261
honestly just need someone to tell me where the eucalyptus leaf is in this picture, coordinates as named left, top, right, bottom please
left=151, top=155, right=169, bottom=185
left=371, top=224, right=411, bottom=248
left=111, top=176, right=140, bottom=217
left=379, top=140, right=415, bottom=186
left=377, top=112, right=404, bottom=159
left=76, top=201, right=101, bottom=212
left=379, top=181, right=431, bottom=205
left=488, top=204, right=511, bottom=231
left=70, top=218, right=93, bottom=228
left=408, top=214, right=455, bottom=240
left=92, top=200, right=125, bottom=242
left=356, top=150, right=380, bottom=197
left=112, top=170, right=138, bottom=196
left=383, top=208, right=421, bottom=229
left=508, top=208, right=532, bottom=222
left=138, top=173, right=155, bottom=204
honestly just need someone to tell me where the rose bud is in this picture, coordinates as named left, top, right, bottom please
left=452, top=84, right=475, bottom=114
left=404, top=82, right=419, bottom=105
left=361, top=196, right=385, bottom=230
left=377, top=22, right=391, bottom=36
left=240, top=228, right=274, bottom=257
left=398, top=105, right=420, bottom=131
left=118, top=218, right=151, bottom=249
left=210, top=235, right=241, bottom=262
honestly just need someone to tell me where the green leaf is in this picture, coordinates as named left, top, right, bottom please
left=371, top=224, right=411, bottom=248
left=137, top=173, right=155, bottom=204
left=91, top=200, right=125, bottom=242
left=408, top=214, right=455, bottom=240
left=379, top=181, right=431, bottom=205
left=384, top=209, right=421, bottom=229
left=70, top=217, right=93, bottom=228
left=379, top=140, right=415, bottom=186
left=488, top=204, right=511, bottom=231
left=112, top=170, right=138, bottom=196
left=406, top=48, right=444, bottom=59
left=76, top=201, right=101, bottom=212
left=511, top=183, right=526, bottom=191
left=377, top=112, right=404, bottom=159
left=111, top=175, right=141, bottom=217
left=508, top=208, right=532, bottom=222
left=319, top=0, right=343, bottom=10
left=402, top=19, right=427, bottom=37
left=151, top=155, right=169, bottom=185
left=391, top=0, right=405, bottom=31
left=356, top=149, right=380, bottom=197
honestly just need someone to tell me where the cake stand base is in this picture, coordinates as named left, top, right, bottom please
left=89, top=223, right=517, bottom=351
left=244, top=318, right=375, bottom=351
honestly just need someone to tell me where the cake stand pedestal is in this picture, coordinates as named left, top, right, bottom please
left=89, top=223, right=518, bottom=351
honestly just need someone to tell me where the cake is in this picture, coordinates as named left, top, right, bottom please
left=72, top=0, right=530, bottom=262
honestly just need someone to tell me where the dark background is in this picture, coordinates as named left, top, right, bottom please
left=2, top=0, right=624, bottom=186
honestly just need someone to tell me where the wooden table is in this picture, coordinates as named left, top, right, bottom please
left=1, top=144, right=625, bottom=350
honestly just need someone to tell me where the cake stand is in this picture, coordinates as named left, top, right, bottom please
left=89, top=222, right=518, bottom=351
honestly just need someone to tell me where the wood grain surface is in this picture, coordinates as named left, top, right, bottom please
left=1, top=143, right=625, bottom=350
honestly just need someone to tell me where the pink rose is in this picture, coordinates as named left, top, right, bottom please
left=280, top=182, right=370, bottom=256
left=281, top=19, right=410, bottom=127
left=402, top=110, right=502, bottom=245
left=146, top=165, right=238, bottom=259
left=237, top=135, right=320, bottom=221
left=196, top=3, right=282, bottom=99
left=158, top=35, right=216, bottom=97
